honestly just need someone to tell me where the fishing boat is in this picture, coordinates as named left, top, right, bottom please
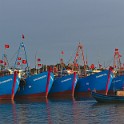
left=15, top=71, right=54, bottom=99
left=108, top=48, right=124, bottom=95
left=89, top=48, right=124, bottom=103
left=75, top=68, right=114, bottom=98
left=49, top=72, right=78, bottom=98
left=0, top=44, right=20, bottom=100
left=91, top=91, right=124, bottom=103
left=14, top=36, right=54, bottom=99
left=0, top=71, right=20, bottom=100
left=109, top=74, right=124, bottom=95
left=48, top=49, right=78, bottom=98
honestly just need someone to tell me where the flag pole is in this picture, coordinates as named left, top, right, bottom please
left=4, top=46, right=6, bottom=68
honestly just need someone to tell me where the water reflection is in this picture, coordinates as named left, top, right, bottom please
left=14, top=98, right=52, bottom=124
left=90, top=102, right=124, bottom=124
left=1, top=98, right=124, bottom=124
left=0, top=100, right=17, bottom=124
left=13, top=98, right=92, bottom=124
left=0, top=99, right=53, bottom=124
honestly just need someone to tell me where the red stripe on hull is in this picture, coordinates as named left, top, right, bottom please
left=72, top=72, right=76, bottom=97
left=15, top=92, right=48, bottom=100
left=12, top=71, right=17, bottom=100
left=48, top=90, right=74, bottom=98
left=75, top=90, right=107, bottom=98
left=0, top=95, right=13, bottom=100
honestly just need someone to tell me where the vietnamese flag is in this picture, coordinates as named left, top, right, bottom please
left=18, top=57, right=22, bottom=60
left=60, top=58, right=63, bottom=62
left=22, top=59, right=27, bottom=64
left=37, top=58, right=41, bottom=62
left=38, top=64, right=42, bottom=67
left=76, top=53, right=79, bottom=57
left=17, top=62, right=21, bottom=65
left=0, top=60, right=3, bottom=64
left=61, top=51, right=64, bottom=55
left=5, top=44, right=10, bottom=49
left=90, top=64, right=95, bottom=69
left=22, top=34, right=24, bottom=39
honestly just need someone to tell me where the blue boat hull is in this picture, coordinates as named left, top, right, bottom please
left=49, top=73, right=78, bottom=98
left=109, top=75, right=124, bottom=95
left=15, top=71, right=54, bottom=99
left=0, top=74, right=20, bottom=100
left=75, top=70, right=113, bottom=97
left=91, top=91, right=124, bottom=103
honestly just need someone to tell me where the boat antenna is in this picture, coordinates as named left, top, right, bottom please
left=73, top=42, right=86, bottom=76
left=14, top=34, right=29, bottom=71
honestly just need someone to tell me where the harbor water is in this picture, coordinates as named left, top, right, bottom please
left=0, top=98, right=124, bottom=124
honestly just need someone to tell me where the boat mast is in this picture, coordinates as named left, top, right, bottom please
left=113, top=48, right=121, bottom=70
left=14, top=35, right=29, bottom=72
left=60, top=50, right=64, bottom=76
left=73, top=42, right=86, bottom=76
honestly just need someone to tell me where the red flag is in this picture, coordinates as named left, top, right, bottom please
left=61, top=51, right=64, bottom=55
left=60, top=58, right=63, bottom=63
left=37, top=58, right=41, bottom=62
left=60, top=58, right=63, bottom=61
left=22, top=60, right=27, bottom=64
left=5, top=44, right=10, bottom=48
left=76, top=53, right=79, bottom=57
left=76, top=64, right=78, bottom=67
left=38, top=64, right=42, bottom=67
left=17, top=62, right=21, bottom=65
left=74, top=63, right=78, bottom=67
left=0, top=60, right=3, bottom=64
left=22, top=34, right=24, bottom=39
left=18, top=57, right=21, bottom=60
left=90, top=64, right=95, bottom=69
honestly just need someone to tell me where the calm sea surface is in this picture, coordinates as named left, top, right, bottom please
left=0, top=98, right=124, bottom=124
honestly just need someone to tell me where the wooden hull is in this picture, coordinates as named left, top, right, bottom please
left=91, top=91, right=124, bottom=103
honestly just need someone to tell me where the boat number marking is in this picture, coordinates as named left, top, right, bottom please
left=0, top=78, right=12, bottom=85
left=33, top=75, right=47, bottom=81
left=96, top=73, right=107, bottom=78
left=61, top=78, right=71, bottom=83
left=113, top=80, right=121, bottom=83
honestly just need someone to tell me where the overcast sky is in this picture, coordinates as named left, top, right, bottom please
left=1, top=0, right=124, bottom=68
